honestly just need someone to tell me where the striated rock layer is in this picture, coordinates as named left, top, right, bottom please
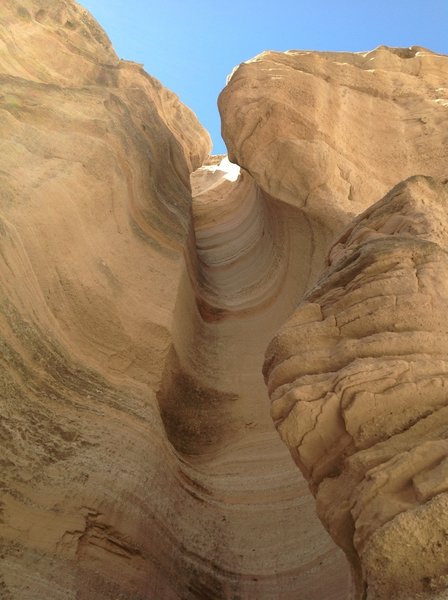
left=159, top=156, right=350, bottom=599
left=2, top=2, right=448, bottom=599
left=264, top=176, right=448, bottom=599
left=239, top=50, right=448, bottom=600
left=219, top=46, right=448, bottom=232
left=0, top=1, right=213, bottom=599
left=1, top=2, right=350, bottom=599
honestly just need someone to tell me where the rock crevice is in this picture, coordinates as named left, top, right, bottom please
left=2, top=3, right=448, bottom=600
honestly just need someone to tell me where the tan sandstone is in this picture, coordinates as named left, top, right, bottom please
left=235, top=51, right=448, bottom=600
left=2, top=1, right=448, bottom=599
left=0, top=1, right=350, bottom=599
left=219, top=46, right=448, bottom=232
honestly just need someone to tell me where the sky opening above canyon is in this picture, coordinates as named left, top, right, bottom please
left=79, top=0, right=448, bottom=154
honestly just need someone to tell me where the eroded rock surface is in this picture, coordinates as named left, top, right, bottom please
left=0, top=2, right=220, bottom=599
left=2, top=2, right=448, bottom=599
left=158, top=156, right=351, bottom=599
left=0, top=2, right=350, bottom=599
left=219, top=46, right=448, bottom=600
left=264, top=177, right=448, bottom=599
left=219, top=46, right=448, bottom=232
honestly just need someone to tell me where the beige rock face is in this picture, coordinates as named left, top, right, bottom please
left=264, top=176, right=448, bottom=599
left=219, top=47, right=448, bottom=600
left=0, top=2, right=221, bottom=599
left=2, top=2, right=448, bottom=599
left=0, top=2, right=350, bottom=599
left=160, top=157, right=351, bottom=599
left=219, top=47, right=448, bottom=232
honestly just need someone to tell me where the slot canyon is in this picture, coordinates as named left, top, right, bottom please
left=1, top=1, right=448, bottom=599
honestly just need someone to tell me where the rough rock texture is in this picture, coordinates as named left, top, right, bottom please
left=160, top=157, right=351, bottom=599
left=3, top=2, right=448, bottom=599
left=219, top=46, right=448, bottom=232
left=264, top=176, right=448, bottom=599
left=0, top=2, right=350, bottom=599
left=0, top=2, right=218, bottom=599
left=239, top=50, right=448, bottom=600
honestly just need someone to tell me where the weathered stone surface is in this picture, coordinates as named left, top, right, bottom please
left=264, top=176, right=448, bottom=599
left=0, top=2, right=350, bottom=599
left=0, top=2, right=219, bottom=599
left=219, top=47, right=448, bottom=232
left=219, top=46, right=448, bottom=600
left=159, top=156, right=351, bottom=599
left=3, top=2, right=448, bottom=599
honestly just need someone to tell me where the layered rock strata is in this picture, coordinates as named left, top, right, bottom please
left=2, top=2, right=448, bottom=599
left=219, top=46, right=448, bottom=232
left=264, top=176, right=448, bottom=599
left=220, top=46, right=448, bottom=600
left=154, top=156, right=352, bottom=599
left=0, top=2, right=217, bottom=598
left=0, top=2, right=350, bottom=599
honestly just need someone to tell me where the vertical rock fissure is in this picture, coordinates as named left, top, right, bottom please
left=156, top=155, right=352, bottom=598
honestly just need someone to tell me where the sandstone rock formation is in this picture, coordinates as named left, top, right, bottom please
left=264, top=175, right=448, bottom=599
left=230, top=52, right=448, bottom=600
left=2, top=2, right=448, bottom=599
left=160, top=156, right=351, bottom=599
left=0, top=2, right=349, bottom=599
left=219, top=46, right=448, bottom=232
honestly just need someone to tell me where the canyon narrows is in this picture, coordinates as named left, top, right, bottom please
left=1, top=2, right=448, bottom=600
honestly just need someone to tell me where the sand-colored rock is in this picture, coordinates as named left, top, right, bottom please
left=264, top=176, right=448, bottom=599
left=0, top=2, right=350, bottom=599
left=3, top=2, right=448, bottom=599
left=219, top=46, right=448, bottom=600
left=0, top=2, right=218, bottom=598
left=219, top=47, right=448, bottom=232
left=164, top=156, right=351, bottom=597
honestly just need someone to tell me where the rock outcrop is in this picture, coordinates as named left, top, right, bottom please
left=0, top=2, right=215, bottom=598
left=235, top=51, right=448, bottom=599
left=2, top=3, right=448, bottom=599
left=0, top=2, right=349, bottom=599
left=264, top=176, right=448, bottom=599
left=160, top=156, right=350, bottom=599
left=219, top=46, right=448, bottom=232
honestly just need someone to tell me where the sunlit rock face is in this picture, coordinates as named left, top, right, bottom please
left=158, top=155, right=351, bottom=599
left=2, top=2, right=448, bottom=600
left=1, top=2, right=350, bottom=599
left=0, top=1, right=214, bottom=599
left=219, top=45, right=448, bottom=600
left=219, top=46, right=448, bottom=232
left=264, top=176, right=448, bottom=599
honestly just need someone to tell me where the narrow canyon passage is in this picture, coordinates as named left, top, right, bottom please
left=3, top=4, right=448, bottom=598
left=157, top=157, right=351, bottom=598
left=0, top=4, right=353, bottom=596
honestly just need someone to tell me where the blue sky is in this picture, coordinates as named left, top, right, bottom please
left=80, top=1, right=448, bottom=154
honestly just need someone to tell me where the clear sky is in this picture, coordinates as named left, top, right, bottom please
left=79, top=0, right=448, bottom=154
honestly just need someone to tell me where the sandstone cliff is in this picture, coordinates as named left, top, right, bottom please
left=0, top=2, right=348, bottom=599
left=1, top=2, right=448, bottom=600
left=220, top=46, right=448, bottom=231
left=245, top=50, right=448, bottom=599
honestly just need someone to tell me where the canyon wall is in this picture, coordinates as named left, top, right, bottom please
left=1, top=2, right=448, bottom=599
left=239, top=50, right=448, bottom=599
left=0, top=1, right=349, bottom=599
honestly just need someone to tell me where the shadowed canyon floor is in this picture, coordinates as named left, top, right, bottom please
left=1, top=2, right=448, bottom=600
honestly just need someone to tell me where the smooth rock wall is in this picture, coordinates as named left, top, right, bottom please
left=0, top=2, right=350, bottom=599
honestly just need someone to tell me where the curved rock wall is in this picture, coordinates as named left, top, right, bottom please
left=3, top=2, right=448, bottom=599
left=264, top=176, right=448, bottom=599
left=1, top=2, right=349, bottom=599
left=158, top=157, right=350, bottom=598
left=219, top=45, right=448, bottom=600
left=0, top=2, right=219, bottom=599
left=219, top=46, right=448, bottom=231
